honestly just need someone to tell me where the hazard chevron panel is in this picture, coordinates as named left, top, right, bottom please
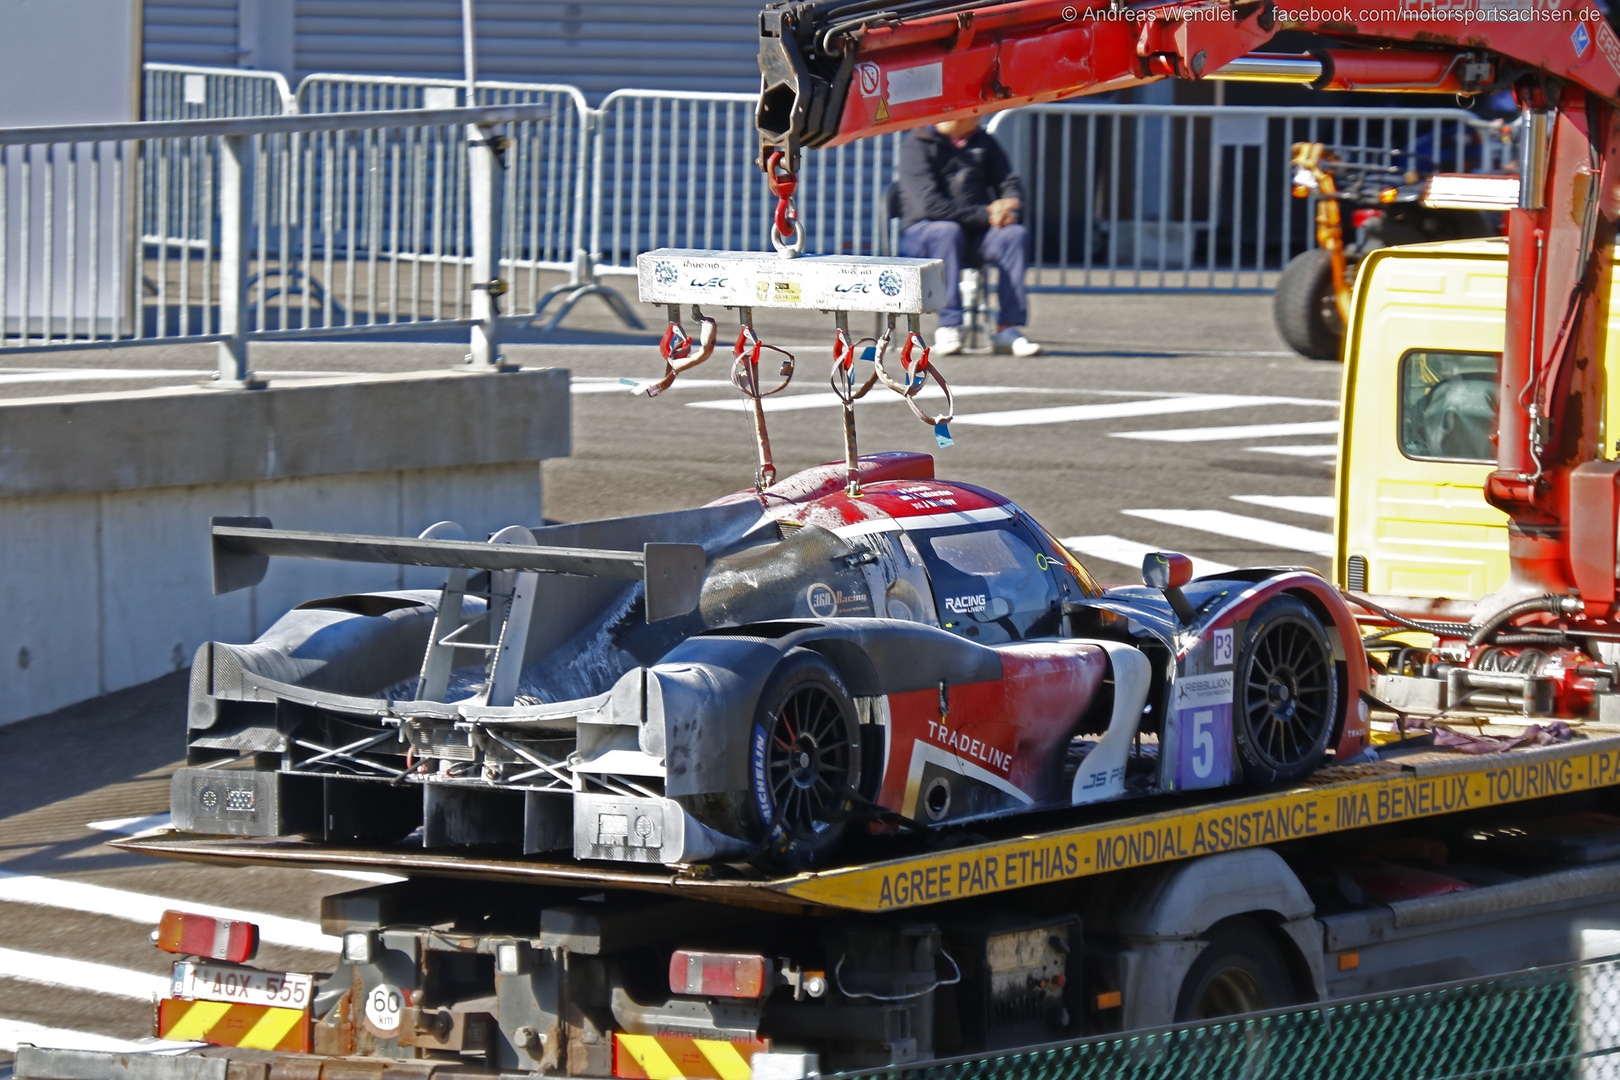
left=614, top=1033, right=769, bottom=1080
left=156, top=997, right=309, bottom=1052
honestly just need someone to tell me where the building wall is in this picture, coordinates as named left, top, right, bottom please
left=0, top=0, right=140, bottom=126
left=144, top=0, right=242, bottom=68
left=143, top=0, right=765, bottom=99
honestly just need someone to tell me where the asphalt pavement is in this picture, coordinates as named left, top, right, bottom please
left=0, top=281, right=1343, bottom=1061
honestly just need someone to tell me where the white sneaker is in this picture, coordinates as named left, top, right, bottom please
left=992, top=326, right=1042, bottom=356
left=932, top=325, right=963, bottom=356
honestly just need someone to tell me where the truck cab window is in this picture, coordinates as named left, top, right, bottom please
left=1398, top=350, right=1500, bottom=463
left=916, top=523, right=1061, bottom=644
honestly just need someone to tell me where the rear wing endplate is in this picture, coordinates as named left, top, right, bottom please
left=210, top=517, right=706, bottom=622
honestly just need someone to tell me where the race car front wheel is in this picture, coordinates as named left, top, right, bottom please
left=750, top=648, right=861, bottom=870
left=1233, top=596, right=1337, bottom=787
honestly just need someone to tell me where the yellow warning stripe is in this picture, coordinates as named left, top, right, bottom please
left=776, top=738, right=1620, bottom=912
left=695, top=1039, right=753, bottom=1080
left=615, top=1033, right=767, bottom=1080
left=161, top=1000, right=233, bottom=1041
left=619, top=1034, right=684, bottom=1079
left=157, top=999, right=307, bottom=1052
left=240, top=1004, right=305, bottom=1050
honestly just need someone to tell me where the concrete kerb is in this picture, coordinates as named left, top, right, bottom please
left=0, top=368, right=570, bottom=725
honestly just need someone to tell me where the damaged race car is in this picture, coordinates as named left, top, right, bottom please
left=176, top=451, right=1370, bottom=869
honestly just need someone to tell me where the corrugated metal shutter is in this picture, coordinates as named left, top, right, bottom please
left=294, top=0, right=761, bottom=99
left=144, top=0, right=242, bottom=67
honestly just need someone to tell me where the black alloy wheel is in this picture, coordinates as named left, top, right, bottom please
left=752, top=649, right=860, bottom=868
left=1233, top=596, right=1338, bottom=786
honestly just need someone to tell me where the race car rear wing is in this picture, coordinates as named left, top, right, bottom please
left=210, top=517, right=707, bottom=621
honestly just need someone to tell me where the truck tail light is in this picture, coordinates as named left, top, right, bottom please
left=151, top=910, right=259, bottom=963
left=1351, top=209, right=1382, bottom=229
left=669, top=950, right=771, bottom=998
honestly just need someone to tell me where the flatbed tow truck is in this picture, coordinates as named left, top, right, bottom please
left=23, top=0, right=1620, bottom=1073
left=20, top=719, right=1618, bottom=1076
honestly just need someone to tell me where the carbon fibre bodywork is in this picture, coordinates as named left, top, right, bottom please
left=174, top=452, right=1370, bottom=868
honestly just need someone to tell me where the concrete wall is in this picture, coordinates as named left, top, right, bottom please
left=0, top=368, right=570, bottom=725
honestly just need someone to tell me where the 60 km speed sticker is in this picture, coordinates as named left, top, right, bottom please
left=365, top=983, right=404, bottom=1034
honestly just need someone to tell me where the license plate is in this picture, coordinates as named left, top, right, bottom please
left=172, top=960, right=313, bottom=1010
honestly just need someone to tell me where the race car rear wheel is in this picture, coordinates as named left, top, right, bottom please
left=751, top=649, right=860, bottom=870
left=1233, top=596, right=1337, bottom=787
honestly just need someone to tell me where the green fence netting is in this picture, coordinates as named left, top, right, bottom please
left=851, top=956, right=1620, bottom=1080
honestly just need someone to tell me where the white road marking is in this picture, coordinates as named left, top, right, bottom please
left=1061, top=535, right=1237, bottom=578
left=1110, top=419, right=1342, bottom=442
left=0, top=369, right=209, bottom=384
left=87, top=817, right=404, bottom=885
left=308, top=869, right=409, bottom=884
left=0, top=369, right=369, bottom=385
left=685, top=384, right=1054, bottom=413
left=1122, top=509, right=1335, bottom=557
left=0, top=946, right=168, bottom=1001
left=0, top=1017, right=197, bottom=1054
left=1247, top=444, right=1339, bottom=458
left=87, top=814, right=170, bottom=838
left=1061, top=349, right=1301, bottom=359
left=954, top=394, right=1335, bottom=428
left=570, top=377, right=734, bottom=394
left=0, top=871, right=336, bottom=953
left=1230, top=495, right=1336, bottom=518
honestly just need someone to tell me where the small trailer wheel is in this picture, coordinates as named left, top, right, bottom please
left=1274, top=248, right=1346, bottom=361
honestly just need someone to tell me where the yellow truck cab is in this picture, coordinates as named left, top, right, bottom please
left=1336, top=236, right=1620, bottom=597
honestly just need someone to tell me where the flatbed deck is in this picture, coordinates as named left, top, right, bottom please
left=120, top=730, right=1620, bottom=914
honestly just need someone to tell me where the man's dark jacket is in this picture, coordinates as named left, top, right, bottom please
left=898, top=127, right=1024, bottom=233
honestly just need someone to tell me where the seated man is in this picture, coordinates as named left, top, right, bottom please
left=898, top=116, right=1041, bottom=357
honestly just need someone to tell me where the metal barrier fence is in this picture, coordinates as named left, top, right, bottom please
left=1, top=105, right=552, bottom=377
left=142, top=64, right=294, bottom=121
left=8, top=68, right=1516, bottom=363
left=589, top=89, right=905, bottom=278
left=294, top=74, right=612, bottom=324
left=984, top=104, right=1509, bottom=292
left=852, top=954, right=1620, bottom=1080
left=137, top=64, right=1514, bottom=309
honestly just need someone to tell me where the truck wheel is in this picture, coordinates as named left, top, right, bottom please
left=1233, top=596, right=1337, bottom=787
left=749, top=649, right=861, bottom=870
left=1175, top=917, right=1296, bottom=1021
left=1274, top=248, right=1344, bottom=361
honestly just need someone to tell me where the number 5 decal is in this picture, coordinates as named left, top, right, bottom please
left=1191, top=709, right=1214, bottom=779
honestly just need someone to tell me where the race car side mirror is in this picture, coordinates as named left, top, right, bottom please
left=1143, top=552, right=1196, bottom=624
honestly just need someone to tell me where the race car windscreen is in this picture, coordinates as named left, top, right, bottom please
left=916, top=522, right=1062, bottom=644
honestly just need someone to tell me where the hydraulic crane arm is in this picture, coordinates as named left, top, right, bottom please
left=758, top=0, right=1620, bottom=159
left=755, top=0, right=1620, bottom=629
